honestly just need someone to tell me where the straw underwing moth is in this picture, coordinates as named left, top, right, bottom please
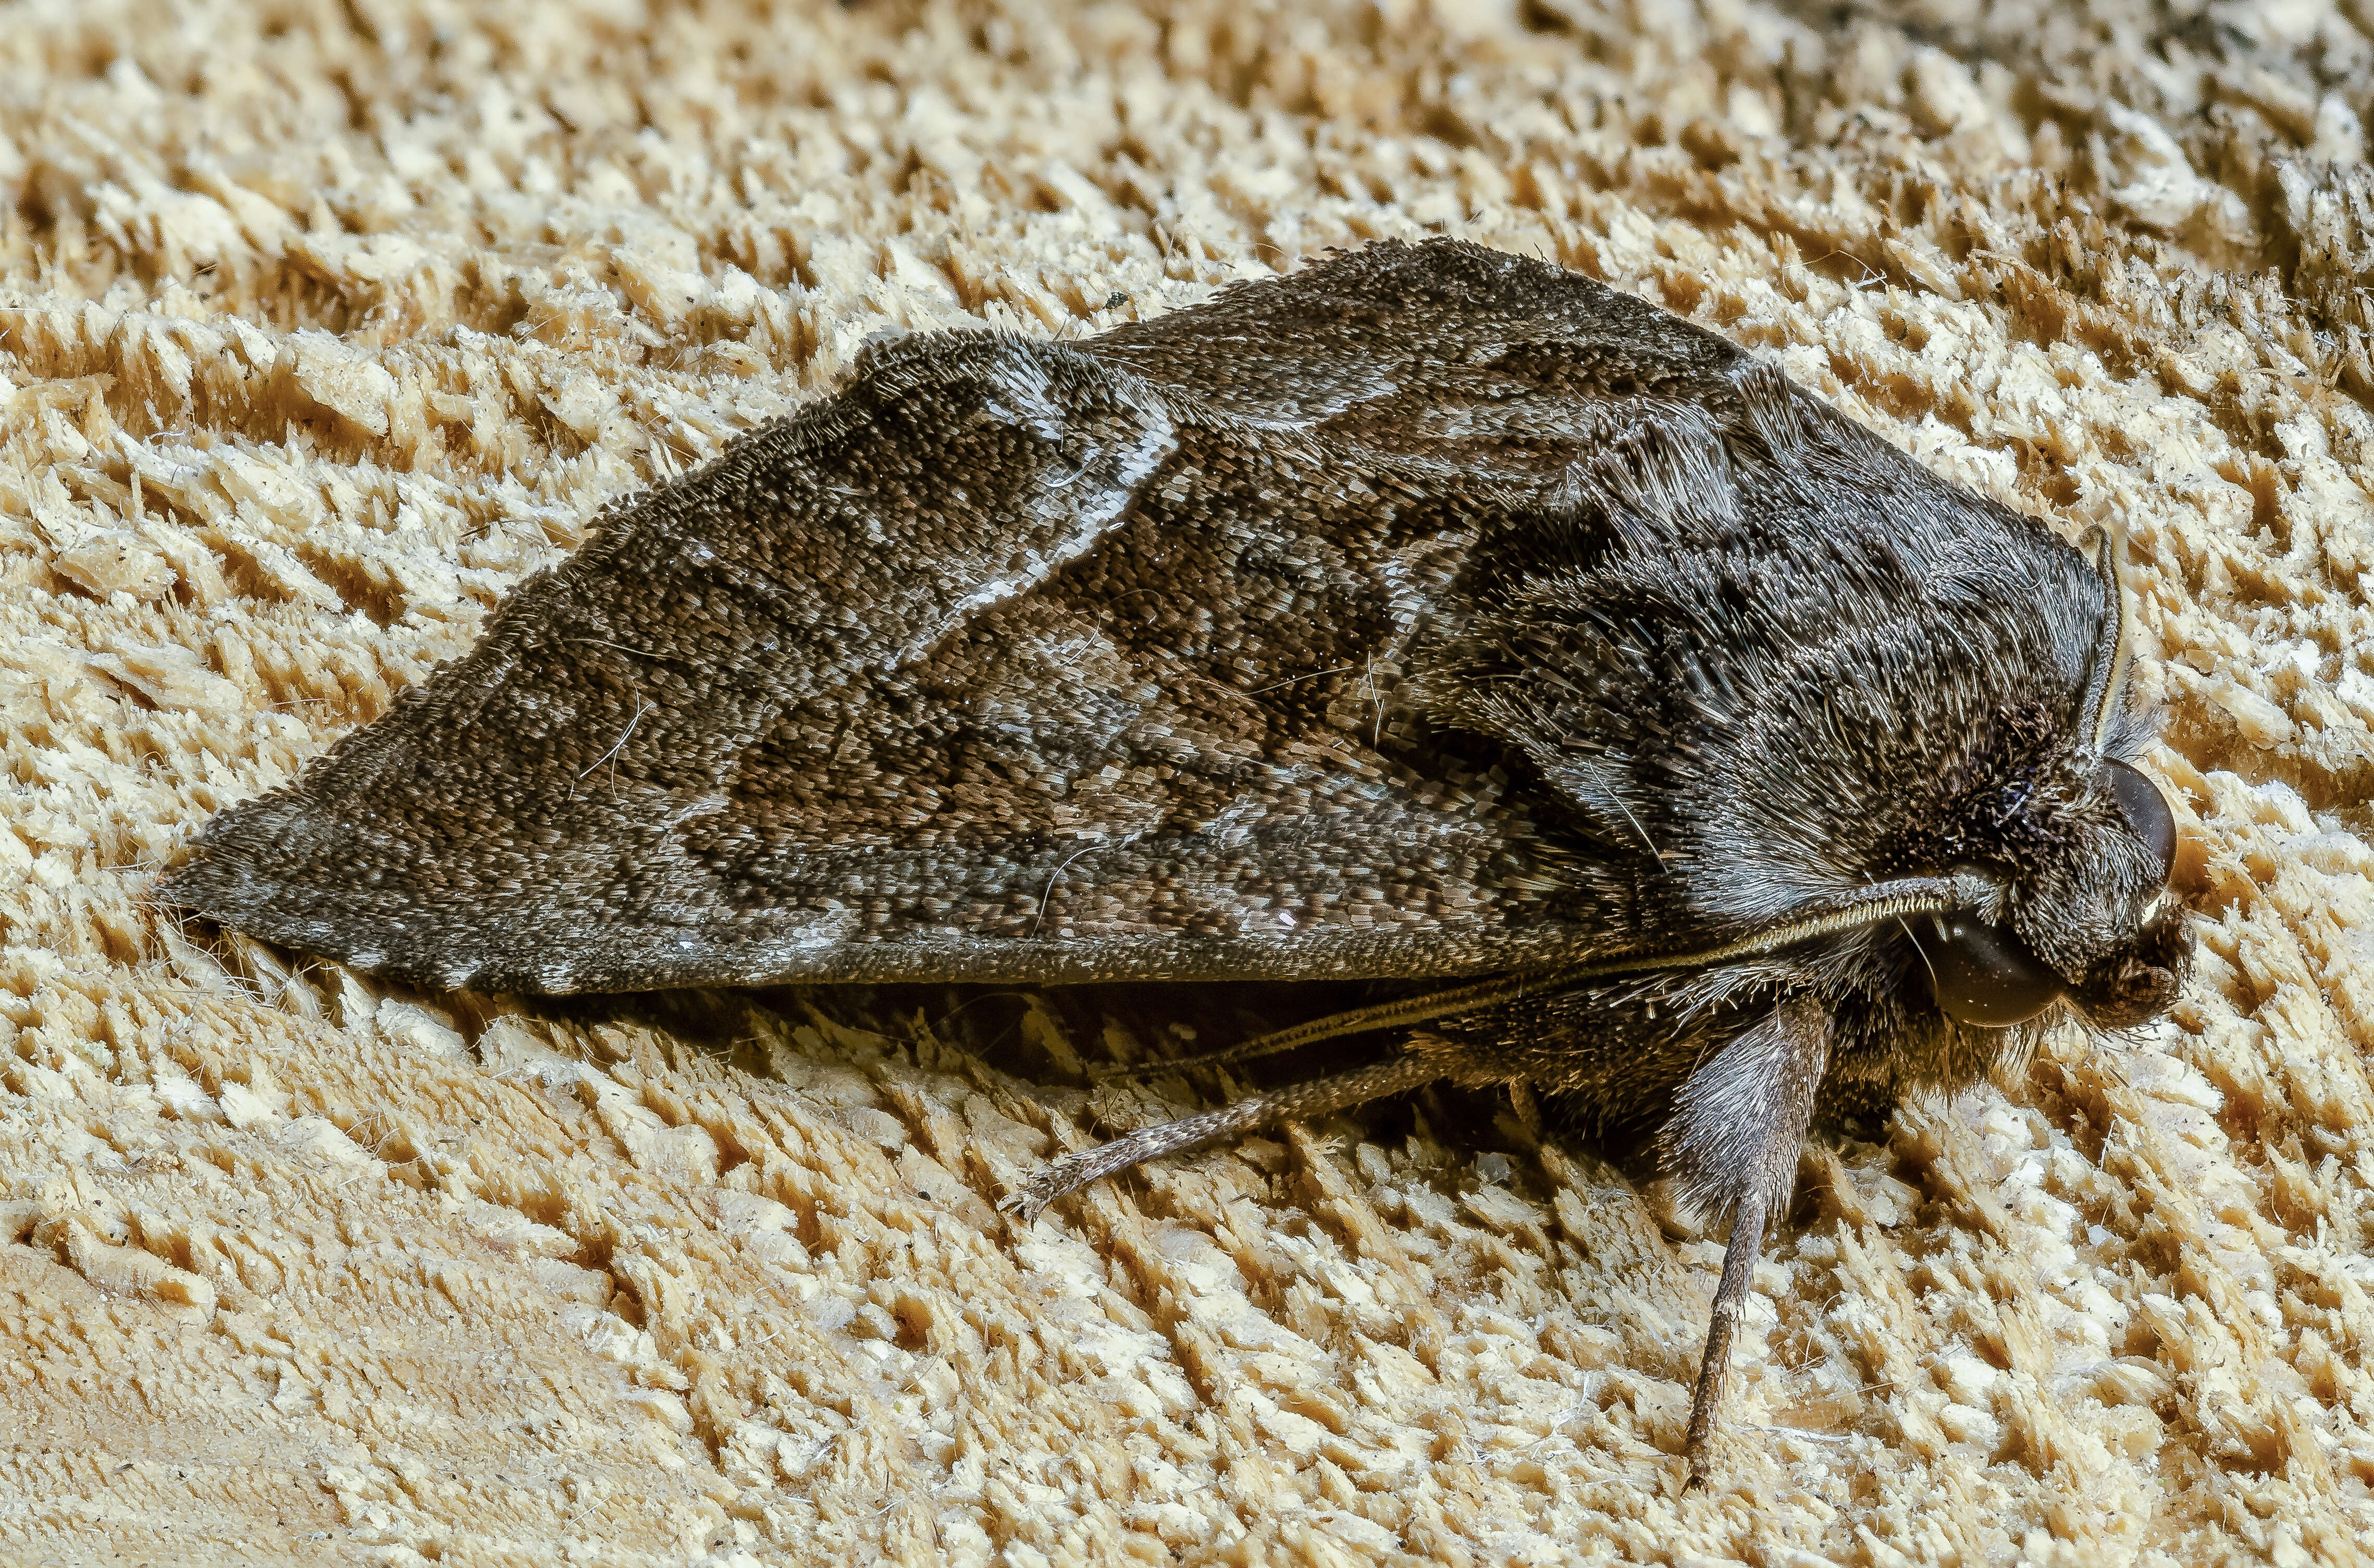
left=159, top=238, right=2191, bottom=1485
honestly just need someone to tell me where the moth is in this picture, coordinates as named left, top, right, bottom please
left=158, top=238, right=2190, bottom=1485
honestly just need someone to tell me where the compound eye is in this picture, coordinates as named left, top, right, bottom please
left=1914, top=915, right=2064, bottom=1027
left=2100, top=759, right=2175, bottom=882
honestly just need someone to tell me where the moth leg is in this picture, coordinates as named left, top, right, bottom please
left=1007, top=1055, right=1439, bottom=1223
left=1505, top=1078, right=1544, bottom=1146
left=1663, top=999, right=1831, bottom=1491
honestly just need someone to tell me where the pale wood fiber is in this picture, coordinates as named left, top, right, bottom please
left=5, top=1, right=2374, bottom=1562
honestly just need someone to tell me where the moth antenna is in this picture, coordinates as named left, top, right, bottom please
left=1090, top=1039, right=1302, bottom=1082
left=1088, top=972, right=1564, bottom=1082
left=2078, top=523, right=2137, bottom=758
left=1102, top=872, right=1995, bottom=1085
left=1006, top=1055, right=1439, bottom=1222
left=1586, top=872, right=1993, bottom=979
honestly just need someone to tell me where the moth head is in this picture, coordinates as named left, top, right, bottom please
left=1909, top=526, right=2189, bottom=1032
left=1909, top=755, right=2185, bottom=1029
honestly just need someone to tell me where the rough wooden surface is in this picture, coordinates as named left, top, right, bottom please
left=5, top=2, right=2374, bottom=1562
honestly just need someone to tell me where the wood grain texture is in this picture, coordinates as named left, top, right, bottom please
left=6, top=1, right=2374, bottom=1563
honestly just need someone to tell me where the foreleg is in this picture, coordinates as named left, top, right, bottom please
left=1661, top=999, right=1830, bottom=1489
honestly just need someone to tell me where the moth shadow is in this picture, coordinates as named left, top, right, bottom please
left=771, top=977, right=1418, bottom=1092
left=495, top=976, right=1687, bottom=1206
left=790, top=978, right=1624, bottom=1194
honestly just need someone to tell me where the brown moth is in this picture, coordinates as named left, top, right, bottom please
left=159, top=239, right=2190, bottom=1484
